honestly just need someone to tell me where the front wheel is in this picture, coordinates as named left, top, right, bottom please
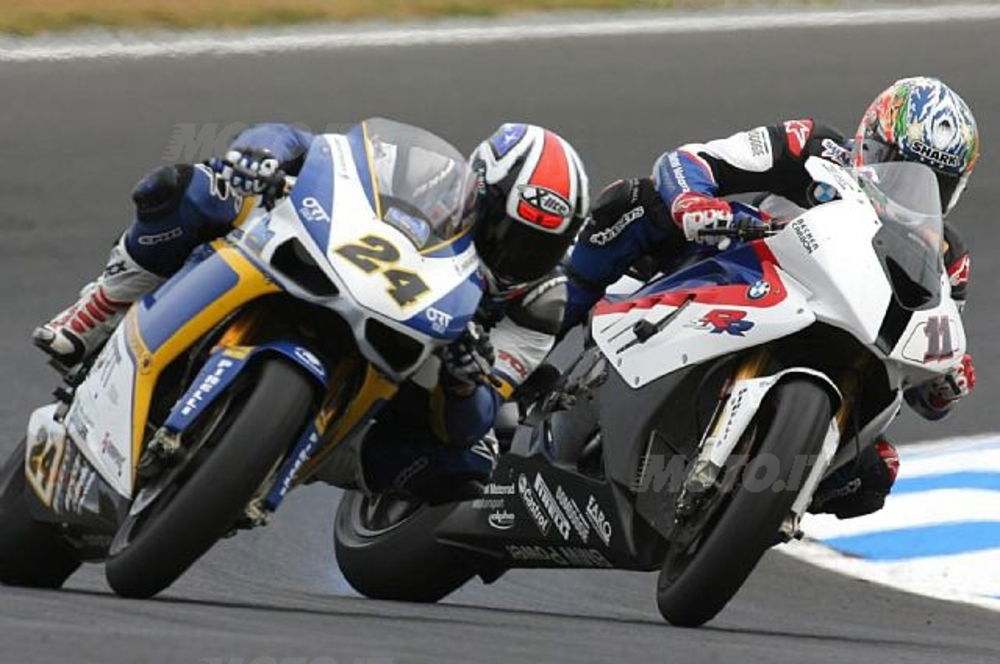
left=105, top=358, right=315, bottom=598
left=334, top=490, right=478, bottom=602
left=0, top=438, right=81, bottom=588
left=656, top=378, right=833, bottom=627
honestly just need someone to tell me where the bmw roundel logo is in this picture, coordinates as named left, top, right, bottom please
left=747, top=280, right=771, bottom=300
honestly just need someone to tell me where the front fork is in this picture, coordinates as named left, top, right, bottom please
left=678, top=349, right=843, bottom=540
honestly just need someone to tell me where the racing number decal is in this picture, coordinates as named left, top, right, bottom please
left=335, top=235, right=429, bottom=306
left=26, top=435, right=65, bottom=507
left=924, top=315, right=955, bottom=362
left=336, top=235, right=398, bottom=273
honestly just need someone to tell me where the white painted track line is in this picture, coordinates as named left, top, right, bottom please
left=2, top=4, right=1000, bottom=63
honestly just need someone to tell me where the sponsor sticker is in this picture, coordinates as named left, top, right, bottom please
left=298, top=196, right=331, bottom=224
left=585, top=495, right=613, bottom=546
left=425, top=307, right=454, bottom=334
left=505, top=544, right=613, bottom=568
left=519, top=184, right=572, bottom=219
left=791, top=218, right=820, bottom=254
left=488, top=510, right=516, bottom=530
left=534, top=474, right=572, bottom=541
left=556, top=485, right=590, bottom=543
left=519, top=473, right=550, bottom=535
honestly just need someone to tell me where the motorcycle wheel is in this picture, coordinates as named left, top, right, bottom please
left=656, top=377, right=832, bottom=627
left=334, top=490, right=477, bottom=602
left=105, top=358, right=314, bottom=599
left=0, top=438, right=82, bottom=588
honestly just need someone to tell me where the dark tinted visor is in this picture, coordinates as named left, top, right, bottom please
left=474, top=215, right=576, bottom=283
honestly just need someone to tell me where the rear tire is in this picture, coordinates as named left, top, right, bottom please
left=0, top=438, right=81, bottom=588
left=334, top=490, right=477, bottom=602
left=105, top=358, right=314, bottom=598
left=656, top=378, right=833, bottom=627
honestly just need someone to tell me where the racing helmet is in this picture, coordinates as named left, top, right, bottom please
left=470, top=123, right=589, bottom=292
left=852, top=76, right=980, bottom=215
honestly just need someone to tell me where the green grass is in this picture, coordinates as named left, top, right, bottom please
left=0, top=1, right=831, bottom=36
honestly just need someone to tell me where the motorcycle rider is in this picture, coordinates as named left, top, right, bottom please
left=33, top=121, right=589, bottom=503
left=563, top=76, right=979, bottom=518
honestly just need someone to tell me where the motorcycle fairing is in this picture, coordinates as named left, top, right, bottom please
left=592, top=244, right=814, bottom=389
left=59, top=240, right=280, bottom=498
left=160, top=341, right=331, bottom=436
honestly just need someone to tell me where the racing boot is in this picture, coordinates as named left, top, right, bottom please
left=809, top=437, right=900, bottom=519
left=32, top=237, right=164, bottom=367
left=363, top=431, right=500, bottom=505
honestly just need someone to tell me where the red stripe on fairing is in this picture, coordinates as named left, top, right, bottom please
left=751, top=238, right=779, bottom=266
left=594, top=260, right=787, bottom=316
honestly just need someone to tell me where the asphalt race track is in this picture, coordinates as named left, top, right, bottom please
left=2, top=13, right=1000, bottom=664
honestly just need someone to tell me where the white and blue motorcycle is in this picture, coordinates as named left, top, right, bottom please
left=0, top=118, right=483, bottom=598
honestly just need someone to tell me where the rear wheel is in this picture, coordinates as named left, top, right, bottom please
left=0, top=438, right=81, bottom=588
left=334, top=490, right=478, bottom=602
left=656, top=378, right=833, bottom=627
left=105, top=358, right=314, bottom=598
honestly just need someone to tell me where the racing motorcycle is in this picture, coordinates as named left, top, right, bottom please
left=334, top=158, right=966, bottom=627
left=0, top=118, right=483, bottom=598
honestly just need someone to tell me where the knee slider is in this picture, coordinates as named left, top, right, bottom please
left=131, top=164, right=194, bottom=221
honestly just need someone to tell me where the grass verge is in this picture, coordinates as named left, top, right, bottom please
left=0, top=1, right=829, bottom=36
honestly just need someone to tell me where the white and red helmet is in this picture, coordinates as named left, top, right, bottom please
left=471, top=123, right=589, bottom=289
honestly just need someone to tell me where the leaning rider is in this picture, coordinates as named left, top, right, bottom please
left=34, top=121, right=589, bottom=503
left=562, top=77, right=979, bottom=518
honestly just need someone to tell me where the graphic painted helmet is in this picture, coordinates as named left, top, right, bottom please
left=470, top=123, right=589, bottom=292
left=852, top=76, right=979, bottom=215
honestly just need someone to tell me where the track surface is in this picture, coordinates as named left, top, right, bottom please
left=2, top=15, right=999, bottom=664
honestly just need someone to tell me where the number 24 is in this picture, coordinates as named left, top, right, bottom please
left=335, top=235, right=429, bottom=307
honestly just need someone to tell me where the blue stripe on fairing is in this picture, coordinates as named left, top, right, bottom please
left=138, top=248, right=238, bottom=352
left=289, top=136, right=335, bottom=252
left=893, top=472, right=1000, bottom=495
left=823, top=522, right=1000, bottom=560
left=346, top=123, right=376, bottom=213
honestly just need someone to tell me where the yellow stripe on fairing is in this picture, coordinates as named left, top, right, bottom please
left=296, top=363, right=398, bottom=482
left=361, top=121, right=383, bottom=219
left=127, top=241, right=280, bottom=477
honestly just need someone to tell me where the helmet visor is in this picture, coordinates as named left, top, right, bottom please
left=474, top=214, right=576, bottom=284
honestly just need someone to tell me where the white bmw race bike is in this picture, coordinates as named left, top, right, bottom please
left=338, top=158, right=968, bottom=627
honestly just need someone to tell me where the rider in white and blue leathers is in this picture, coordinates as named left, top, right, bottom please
left=34, top=122, right=589, bottom=503
left=563, top=77, right=979, bottom=519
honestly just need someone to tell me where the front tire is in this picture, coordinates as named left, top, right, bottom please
left=334, top=490, right=478, bottom=602
left=0, top=438, right=81, bottom=588
left=106, top=358, right=314, bottom=598
left=656, top=378, right=833, bottom=627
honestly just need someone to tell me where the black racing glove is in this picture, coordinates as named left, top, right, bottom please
left=441, top=322, right=496, bottom=396
left=211, top=147, right=287, bottom=209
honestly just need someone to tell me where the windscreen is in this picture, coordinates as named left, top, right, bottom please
left=362, top=118, right=476, bottom=251
left=859, top=161, right=945, bottom=311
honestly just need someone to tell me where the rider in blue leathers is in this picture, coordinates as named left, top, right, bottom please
left=34, top=121, right=589, bottom=503
left=563, top=77, right=979, bottom=519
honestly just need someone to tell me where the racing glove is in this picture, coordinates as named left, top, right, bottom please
left=671, top=192, right=734, bottom=245
left=441, top=322, right=496, bottom=397
left=905, top=353, right=976, bottom=420
left=211, top=147, right=286, bottom=209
